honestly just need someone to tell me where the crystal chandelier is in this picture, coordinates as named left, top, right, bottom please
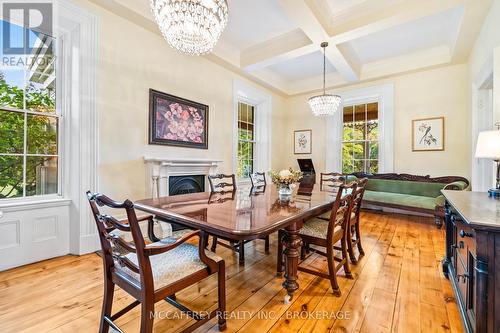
left=150, top=0, right=229, bottom=56
left=308, top=42, right=341, bottom=116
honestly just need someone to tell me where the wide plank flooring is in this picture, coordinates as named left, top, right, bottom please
left=0, top=212, right=463, bottom=333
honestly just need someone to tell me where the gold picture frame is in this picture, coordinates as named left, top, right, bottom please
left=412, top=117, right=445, bottom=151
left=294, top=129, right=312, bottom=154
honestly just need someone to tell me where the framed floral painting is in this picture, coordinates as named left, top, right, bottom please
left=149, top=89, right=208, bottom=149
left=412, top=117, right=444, bottom=151
left=294, top=129, right=312, bottom=154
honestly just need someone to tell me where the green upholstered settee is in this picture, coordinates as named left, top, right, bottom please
left=346, top=173, right=469, bottom=228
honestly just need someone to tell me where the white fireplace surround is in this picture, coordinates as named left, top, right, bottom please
left=144, top=157, right=223, bottom=197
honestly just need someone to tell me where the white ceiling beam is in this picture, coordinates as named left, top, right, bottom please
left=329, top=0, right=469, bottom=44
left=450, top=0, right=493, bottom=63
left=240, top=29, right=314, bottom=72
left=277, top=0, right=360, bottom=82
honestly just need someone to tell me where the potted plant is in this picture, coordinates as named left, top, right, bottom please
left=269, top=168, right=303, bottom=201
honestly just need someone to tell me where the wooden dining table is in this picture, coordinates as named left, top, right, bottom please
left=134, top=184, right=338, bottom=303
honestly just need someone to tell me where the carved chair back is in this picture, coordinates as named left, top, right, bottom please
left=351, top=178, right=368, bottom=223
left=327, top=182, right=357, bottom=243
left=208, top=174, right=237, bottom=193
left=250, top=172, right=267, bottom=187
left=87, top=192, right=155, bottom=291
left=320, top=172, right=345, bottom=190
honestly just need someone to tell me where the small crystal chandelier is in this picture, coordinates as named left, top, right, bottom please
left=150, top=0, right=229, bottom=56
left=308, top=42, right=341, bottom=116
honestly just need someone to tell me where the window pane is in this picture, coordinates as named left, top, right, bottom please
left=353, top=142, right=364, bottom=159
left=27, top=114, right=58, bottom=155
left=343, top=106, right=354, bottom=122
left=367, top=120, right=378, bottom=140
left=0, top=110, right=24, bottom=154
left=354, top=104, right=365, bottom=122
left=369, top=142, right=378, bottom=160
left=368, top=160, right=379, bottom=174
left=353, top=159, right=364, bottom=173
left=353, top=122, right=365, bottom=141
left=247, top=105, right=254, bottom=123
left=0, top=69, right=25, bottom=110
left=0, top=155, right=23, bottom=198
left=26, top=72, right=55, bottom=113
left=25, top=156, right=58, bottom=196
left=342, top=143, right=353, bottom=174
left=343, top=123, right=353, bottom=141
left=246, top=123, right=254, bottom=140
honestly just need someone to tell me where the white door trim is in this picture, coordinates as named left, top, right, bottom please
left=471, top=56, right=494, bottom=191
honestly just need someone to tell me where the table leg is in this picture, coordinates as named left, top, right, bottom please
left=282, top=222, right=302, bottom=303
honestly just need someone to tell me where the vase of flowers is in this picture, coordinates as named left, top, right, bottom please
left=269, top=168, right=303, bottom=201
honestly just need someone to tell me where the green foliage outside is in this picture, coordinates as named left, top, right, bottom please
left=342, top=120, right=379, bottom=174
left=237, top=128, right=254, bottom=178
left=0, top=72, right=57, bottom=198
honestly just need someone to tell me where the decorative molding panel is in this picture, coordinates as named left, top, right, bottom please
left=0, top=220, right=20, bottom=250
left=33, top=216, right=59, bottom=243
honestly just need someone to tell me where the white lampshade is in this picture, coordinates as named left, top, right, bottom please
left=475, top=130, right=500, bottom=159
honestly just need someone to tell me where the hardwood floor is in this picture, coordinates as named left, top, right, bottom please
left=0, top=212, right=463, bottom=333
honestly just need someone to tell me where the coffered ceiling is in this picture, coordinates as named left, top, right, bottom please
left=92, top=0, right=492, bottom=96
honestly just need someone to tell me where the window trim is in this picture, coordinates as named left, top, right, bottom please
left=237, top=101, right=256, bottom=179
left=326, top=83, right=394, bottom=174
left=0, top=34, right=61, bottom=202
left=232, top=80, right=272, bottom=185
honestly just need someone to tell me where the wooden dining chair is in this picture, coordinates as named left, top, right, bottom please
left=250, top=172, right=267, bottom=187
left=346, top=178, right=368, bottom=264
left=208, top=174, right=237, bottom=193
left=319, top=172, right=345, bottom=190
left=277, top=182, right=357, bottom=296
left=87, top=192, right=226, bottom=333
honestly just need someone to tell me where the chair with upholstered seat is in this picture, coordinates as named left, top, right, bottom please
left=346, top=178, right=368, bottom=264
left=277, top=182, right=357, bottom=296
left=87, top=192, right=226, bottom=333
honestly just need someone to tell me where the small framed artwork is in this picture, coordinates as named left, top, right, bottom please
left=294, top=129, right=312, bottom=154
left=412, top=117, right=444, bottom=151
left=149, top=89, right=209, bottom=149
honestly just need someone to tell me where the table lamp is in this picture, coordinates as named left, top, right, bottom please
left=475, top=125, right=500, bottom=198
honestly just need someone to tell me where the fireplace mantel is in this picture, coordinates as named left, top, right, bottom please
left=144, top=157, right=223, bottom=197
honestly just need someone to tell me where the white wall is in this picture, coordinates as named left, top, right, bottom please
left=72, top=0, right=286, bottom=201
left=277, top=64, right=471, bottom=178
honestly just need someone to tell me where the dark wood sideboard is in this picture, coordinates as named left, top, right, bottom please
left=442, top=190, right=500, bottom=333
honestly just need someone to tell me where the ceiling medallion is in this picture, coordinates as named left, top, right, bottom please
left=308, top=42, right=341, bottom=116
left=150, top=0, right=229, bottom=56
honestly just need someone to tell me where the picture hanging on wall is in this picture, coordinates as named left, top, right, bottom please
left=294, top=129, right=312, bottom=154
left=412, top=117, right=444, bottom=151
left=149, top=89, right=208, bottom=149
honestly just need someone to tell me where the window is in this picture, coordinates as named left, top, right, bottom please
left=237, top=102, right=255, bottom=179
left=342, top=102, right=379, bottom=174
left=0, top=20, right=58, bottom=199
